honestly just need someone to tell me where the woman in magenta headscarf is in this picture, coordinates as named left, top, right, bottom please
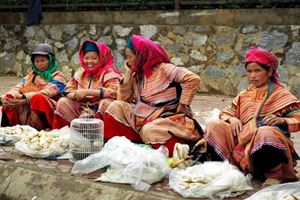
left=204, top=47, right=300, bottom=186
left=103, top=35, right=202, bottom=156
left=52, top=40, right=121, bottom=129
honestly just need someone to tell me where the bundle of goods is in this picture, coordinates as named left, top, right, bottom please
left=169, top=161, right=253, bottom=199
left=0, top=125, right=37, bottom=145
left=15, top=127, right=70, bottom=158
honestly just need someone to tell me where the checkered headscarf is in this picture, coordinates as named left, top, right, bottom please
left=245, top=47, right=281, bottom=86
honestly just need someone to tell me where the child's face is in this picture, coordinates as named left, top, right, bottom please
left=34, top=55, right=49, bottom=71
left=83, top=51, right=99, bottom=68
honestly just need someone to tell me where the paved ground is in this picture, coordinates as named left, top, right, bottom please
left=0, top=75, right=299, bottom=200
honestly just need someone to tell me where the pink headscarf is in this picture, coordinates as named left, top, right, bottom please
left=245, top=47, right=282, bottom=86
left=131, top=35, right=170, bottom=78
left=79, top=40, right=118, bottom=78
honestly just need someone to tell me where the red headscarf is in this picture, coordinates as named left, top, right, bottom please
left=79, top=40, right=118, bottom=78
left=245, top=47, right=282, bottom=86
left=130, top=35, right=170, bottom=78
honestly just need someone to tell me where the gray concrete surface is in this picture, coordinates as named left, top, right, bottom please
left=0, top=75, right=299, bottom=200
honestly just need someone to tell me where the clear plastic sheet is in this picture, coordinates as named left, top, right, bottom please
left=246, top=182, right=300, bottom=200
left=72, top=136, right=170, bottom=191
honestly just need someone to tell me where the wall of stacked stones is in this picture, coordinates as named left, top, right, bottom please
left=0, top=9, right=300, bottom=97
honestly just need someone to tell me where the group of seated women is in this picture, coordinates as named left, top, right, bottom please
left=1, top=34, right=299, bottom=187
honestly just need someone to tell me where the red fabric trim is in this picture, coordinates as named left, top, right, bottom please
left=2, top=108, right=19, bottom=126
left=95, top=112, right=103, bottom=120
left=2, top=94, right=20, bottom=125
left=52, top=114, right=69, bottom=129
left=30, top=94, right=54, bottom=126
left=103, top=113, right=184, bottom=156
left=151, top=136, right=184, bottom=157
left=103, top=113, right=142, bottom=142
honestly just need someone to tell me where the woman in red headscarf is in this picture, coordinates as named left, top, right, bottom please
left=52, top=40, right=121, bottom=129
left=103, top=35, right=202, bottom=156
left=204, top=47, right=300, bottom=186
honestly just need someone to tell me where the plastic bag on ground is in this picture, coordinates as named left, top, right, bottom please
left=15, top=126, right=70, bottom=158
left=246, top=182, right=300, bottom=200
left=169, top=161, right=253, bottom=199
left=205, top=108, right=221, bottom=123
left=71, top=136, right=170, bottom=191
left=0, top=125, right=37, bottom=144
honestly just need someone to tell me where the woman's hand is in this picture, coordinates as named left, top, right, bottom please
left=1, top=96, right=8, bottom=105
left=2, top=98, right=26, bottom=108
left=124, top=60, right=133, bottom=74
left=263, top=114, right=286, bottom=126
left=122, top=60, right=133, bottom=84
left=67, top=92, right=77, bottom=100
left=73, top=89, right=90, bottom=100
left=228, top=117, right=243, bottom=136
left=176, top=103, right=193, bottom=117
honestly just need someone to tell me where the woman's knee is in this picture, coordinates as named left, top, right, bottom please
left=56, top=97, right=72, bottom=107
left=98, top=98, right=113, bottom=112
left=30, top=93, right=48, bottom=103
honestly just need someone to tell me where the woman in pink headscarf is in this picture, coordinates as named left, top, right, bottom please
left=52, top=40, right=121, bottom=129
left=204, top=47, right=300, bottom=186
left=103, top=35, right=202, bottom=156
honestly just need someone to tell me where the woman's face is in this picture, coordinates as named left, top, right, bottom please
left=34, top=55, right=49, bottom=71
left=83, top=51, right=99, bottom=68
left=125, top=48, right=137, bottom=69
left=246, top=62, right=273, bottom=87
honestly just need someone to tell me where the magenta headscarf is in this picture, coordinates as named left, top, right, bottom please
left=79, top=40, right=118, bottom=78
left=245, top=47, right=282, bottom=86
left=129, top=34, right=170, bottom=78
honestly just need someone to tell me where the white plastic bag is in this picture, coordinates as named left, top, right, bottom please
left=15, top=126, right=70, bottom=158
left=246, top=182, right=300, bottom=200
left=169, top=161, right=253, bottom=199
left=0, top=125, right=37, bottom=144
left=72, top=136, right=170, bottom=191
left=15, top=140, right=66, bottom=158
left=205, top=108, right=221, bottom=123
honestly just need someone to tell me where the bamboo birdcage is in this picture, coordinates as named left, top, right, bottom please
left=69, top=118, right=104, bottom=162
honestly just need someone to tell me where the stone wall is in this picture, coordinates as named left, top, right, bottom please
left=0, top=9, right=300, bottom=97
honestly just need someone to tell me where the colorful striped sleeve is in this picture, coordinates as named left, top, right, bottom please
left=220, top=96, right=238, bottom=122
left=4, top=76, right=28, bottom=99
left=102, top=70, right=121, bottom=100
left=174, top=67, right=200, bottom=105
left=282, top=103, right=300, bottom=132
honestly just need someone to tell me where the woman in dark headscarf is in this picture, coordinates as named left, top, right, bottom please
left=204, top=47, right=300, bottom=186
left=1, top=43, right=66, bottom=130
left=52, top=40, right=121, bottom=129
left=103, top=35, right=202, bottom=156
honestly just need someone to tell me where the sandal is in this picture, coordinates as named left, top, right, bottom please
left=261, top=178, right=282, bottom=188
